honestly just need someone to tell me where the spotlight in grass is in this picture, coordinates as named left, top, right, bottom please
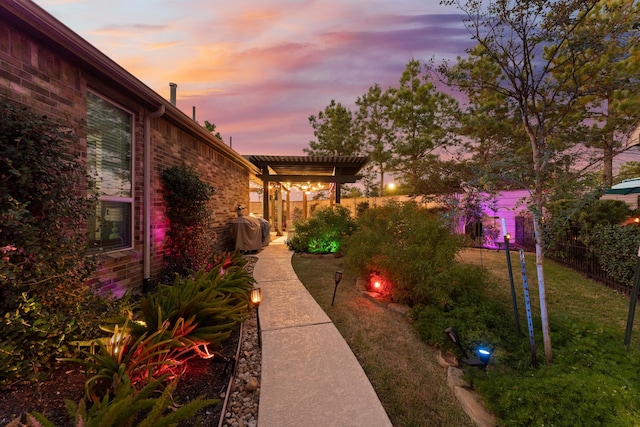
left=369, top=272, right=386, bottom=292
left=477, top=347, right=492, bottom=365
left=444, top=327, right=493, bottom=371
left=331, top=270, right=343, bottom=306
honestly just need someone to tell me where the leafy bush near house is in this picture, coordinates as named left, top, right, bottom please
left=161, top=164, right=216, bottom=276
left=582, top=224, right=640, bottom=284
left=343, top=201, right=467, bottom=305
left=0, top=99, right=117, bottom=387
left=286, top=205, right=357, bottom=253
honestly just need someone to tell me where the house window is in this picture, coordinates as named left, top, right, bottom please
left=86, top=92, right=133, bottom=251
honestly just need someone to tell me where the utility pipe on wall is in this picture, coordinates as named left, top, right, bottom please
left=142, top=105, right=165, bottom=292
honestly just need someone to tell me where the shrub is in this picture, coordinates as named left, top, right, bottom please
left=286, top=205, right=357, bottom=253
left=343, top=201, right=464, bottom=305
left=582, top=224, right=640, bottom=285
left=543, top=197, right=632, bottom=260
left=9, top=374, right=218, bottom=427
left=0, top=99, right=115, bottom=386
left=103, top=253, right=253, bottom=359
left=161, top=164, right=216, bottom=276
left=412, top=264, right=514, bottom=344
left=470, top=316, right=640, bottom=426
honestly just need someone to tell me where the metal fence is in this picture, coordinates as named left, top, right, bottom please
left=545, top=226, right=633, bottom=297
left=514, top=217, right=633, bottom=296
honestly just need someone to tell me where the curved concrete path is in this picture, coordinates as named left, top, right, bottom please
left=254, top=236, right=392, bottom=427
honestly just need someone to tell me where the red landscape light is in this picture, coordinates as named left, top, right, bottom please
left=369, top=272, right=386, bottom=292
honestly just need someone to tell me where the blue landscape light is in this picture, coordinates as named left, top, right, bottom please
left=477, top=347, right=492, bottom=365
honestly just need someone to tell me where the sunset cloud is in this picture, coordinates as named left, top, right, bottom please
left=35, top=0, right=475, bottom=155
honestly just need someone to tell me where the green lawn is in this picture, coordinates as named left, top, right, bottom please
left=458, top=247, right=640, bottom=340
left=292, top=248, right=640, bottom=426
left=292, top=254, right=474, bottom=427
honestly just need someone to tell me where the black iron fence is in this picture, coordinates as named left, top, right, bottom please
left=545, top=226, right=633, bottom=297
left=513, top=217, right=633, bottom=296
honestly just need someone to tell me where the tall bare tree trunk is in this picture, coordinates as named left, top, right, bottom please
left=532, top=203, right=552, bottom=364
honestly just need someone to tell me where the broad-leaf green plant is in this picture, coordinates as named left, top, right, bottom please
left=63, top=319, right=186, bottom=402
left=286, top=205, right=357, bottom=253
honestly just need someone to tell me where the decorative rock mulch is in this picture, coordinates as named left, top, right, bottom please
left=221, top=310, right=261, bottom=427
left=220, top=256, right=261, bottom=427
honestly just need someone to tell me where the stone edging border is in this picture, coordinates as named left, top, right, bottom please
left=356, top=278, right=496, bottom=427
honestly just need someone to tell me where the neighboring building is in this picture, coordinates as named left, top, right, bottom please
left=454, top=189, right=533, bottom=249
left=601, top=178, right=640, bottom=209
left=0, top=0, right=259, bottom=295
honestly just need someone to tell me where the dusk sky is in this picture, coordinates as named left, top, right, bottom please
left=34, top=0, right=475, bottom=156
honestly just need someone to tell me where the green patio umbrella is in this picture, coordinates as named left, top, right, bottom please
left=605, top=178, right=640, bottom=195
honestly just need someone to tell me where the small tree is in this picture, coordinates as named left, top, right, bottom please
left=443, top=0, right=604, bottom=364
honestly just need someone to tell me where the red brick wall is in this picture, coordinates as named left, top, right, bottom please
left=0, top=19, right=250, bottom=296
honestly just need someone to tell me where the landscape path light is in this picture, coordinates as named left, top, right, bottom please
left=331, top=271, right=343, bottom=306
left=250, top=287, right=262, bottom=348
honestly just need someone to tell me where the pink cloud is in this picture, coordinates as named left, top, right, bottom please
left=36, top=0, right=475, bottom=155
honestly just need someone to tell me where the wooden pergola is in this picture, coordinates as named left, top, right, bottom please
left=244, top=155, right=369, bottom=232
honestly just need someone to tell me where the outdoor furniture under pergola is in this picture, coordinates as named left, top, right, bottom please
left=244, top=155, right=368, bottom=234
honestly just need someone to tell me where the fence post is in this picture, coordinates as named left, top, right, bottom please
left=624, top=244, right=640, bottom=349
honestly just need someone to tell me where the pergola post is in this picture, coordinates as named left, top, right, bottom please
left=285, top=187, right=290, bottom=229
left=262, top=179, right=269, bottom=221
left=246, top=156, right=368, bottom=222
left=276, top=184, right=283, bottom=236
left=302, top=191, right=308, bottom=219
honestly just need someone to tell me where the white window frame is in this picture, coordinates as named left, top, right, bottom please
left=86, top=90, right=135, bottom=252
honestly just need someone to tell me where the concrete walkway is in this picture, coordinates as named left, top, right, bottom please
left=254, top=236, right=392, bottom=427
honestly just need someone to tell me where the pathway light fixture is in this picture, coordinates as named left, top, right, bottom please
left=250, top=287, right=262, bottom=348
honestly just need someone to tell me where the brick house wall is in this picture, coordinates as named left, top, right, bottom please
left=0, top=3, right=254, bottom=295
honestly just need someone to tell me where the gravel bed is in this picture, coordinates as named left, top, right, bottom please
left=220, top=256, right=261, bottom=427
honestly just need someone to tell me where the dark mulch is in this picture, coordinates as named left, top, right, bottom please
left=0, top=327, right=240, bottom=426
